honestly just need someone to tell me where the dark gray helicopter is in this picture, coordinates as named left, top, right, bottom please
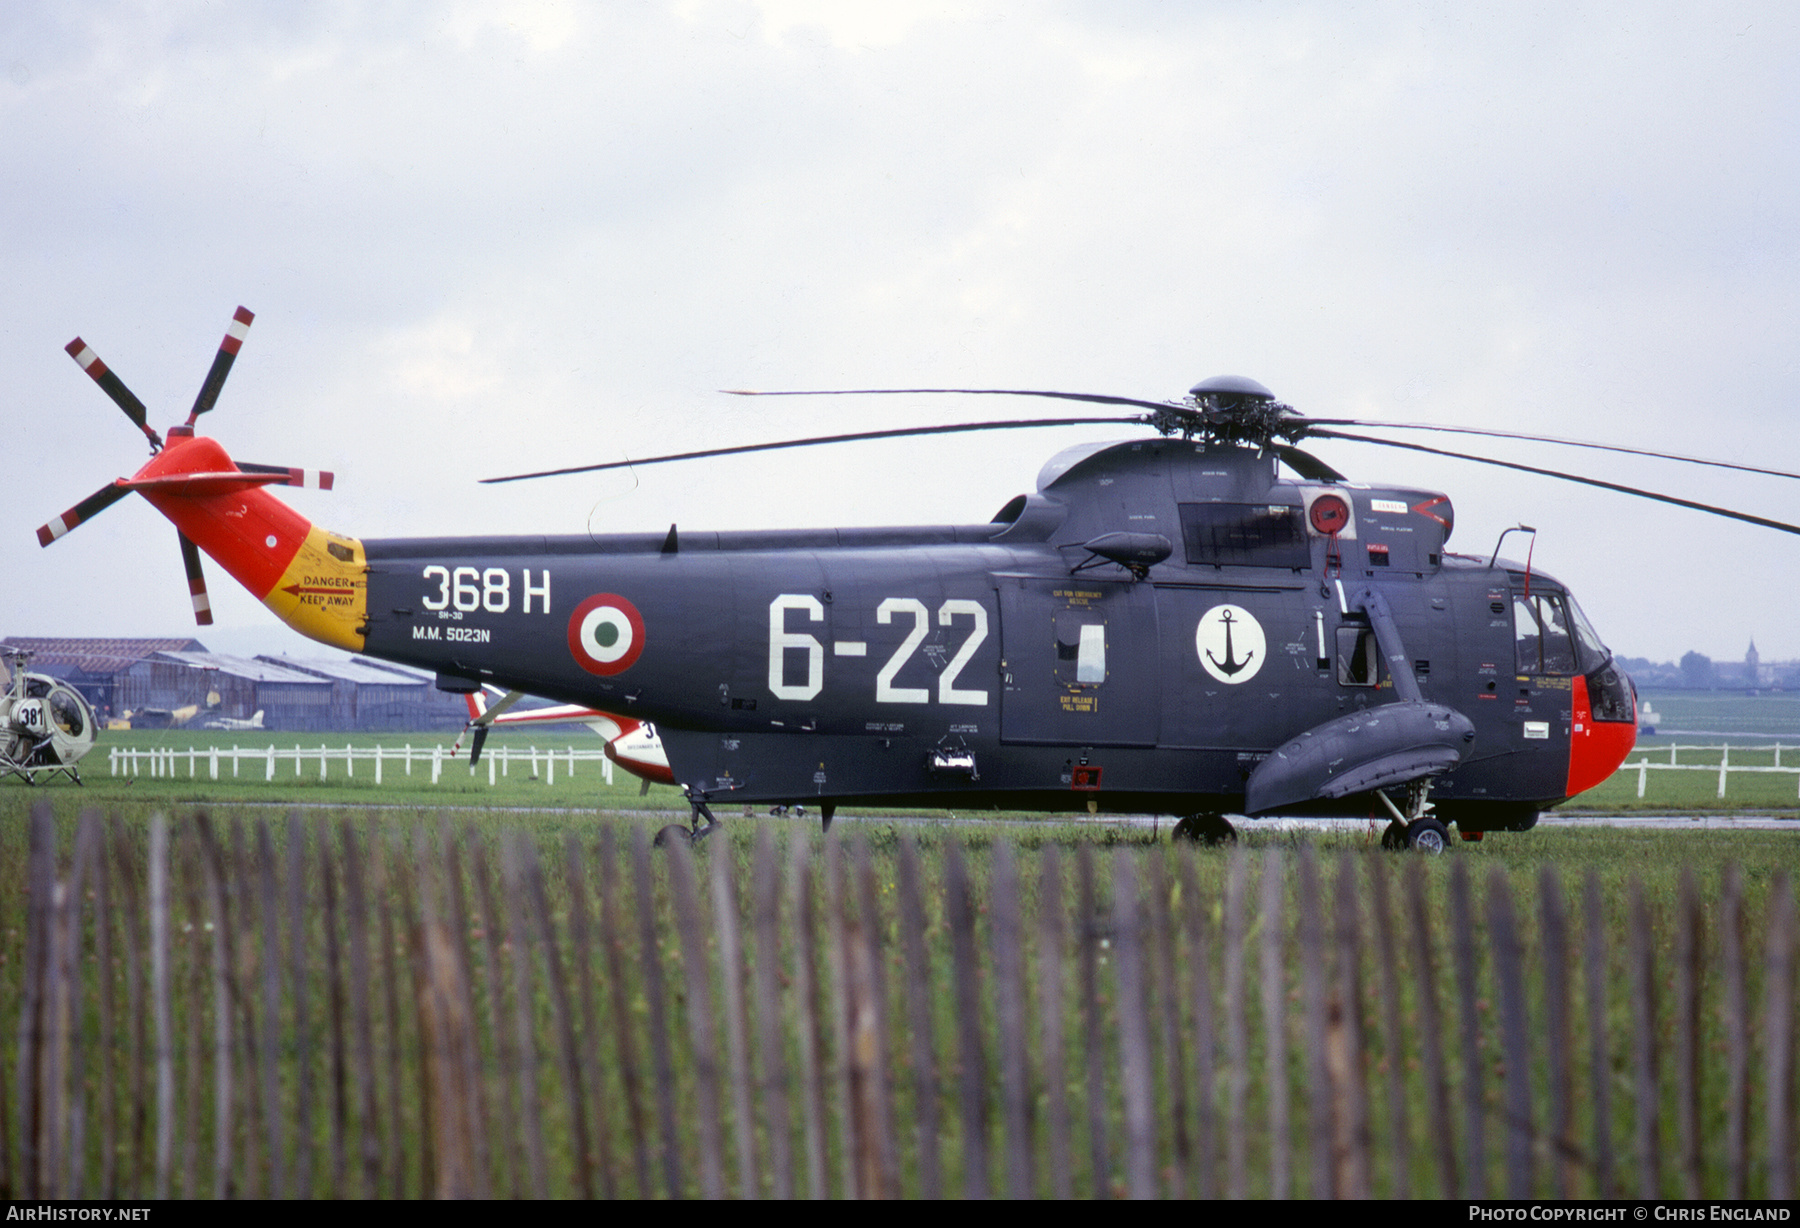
left=38, top=310, right=1800, bottom=848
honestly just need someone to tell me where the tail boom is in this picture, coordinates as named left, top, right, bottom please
left=132, top=430, right=367, bottom=651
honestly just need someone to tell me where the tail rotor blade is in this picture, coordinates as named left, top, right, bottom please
left=36, top=481, right=131, bottom=546
left=178, top=532, right=213, bottom=625
left=65, top=339, right=162, bottom=450
left=187, top=306, right=254, bottom=424
left=451, top=689, right=522, bottom=761
left=235, top=462, right=334, bottom=490
left=451, top=720, right=494, bottom=764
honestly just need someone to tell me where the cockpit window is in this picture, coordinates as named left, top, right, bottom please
left=1566, top=595, right=1611, bottom=674
left=49, top=690, right=85, bottom=738
left=1514, top=592, right=1577, bottom=675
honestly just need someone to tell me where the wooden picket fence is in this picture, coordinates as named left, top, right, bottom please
left=4, top=803, right=1795, bottom=1200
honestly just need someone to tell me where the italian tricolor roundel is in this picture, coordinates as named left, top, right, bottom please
left=568, top=593, right=645, bottom=676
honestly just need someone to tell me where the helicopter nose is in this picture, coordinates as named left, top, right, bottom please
left=1565, top=668, right=1638, bottom=796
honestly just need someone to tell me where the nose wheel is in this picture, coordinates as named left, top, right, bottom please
left=1376, top=781, right=1451, bottom=854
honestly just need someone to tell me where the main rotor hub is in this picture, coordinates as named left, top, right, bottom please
left=1147, top=374, right=1301, bottom=447
left=1187, top=374, right=1276, bottom=406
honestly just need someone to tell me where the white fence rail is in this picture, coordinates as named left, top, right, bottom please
left=109, top=742, right=614, bottom=787
left=100, top=739, right=1800, bottom=801
left=1618, top=742, right=1800, bottom=799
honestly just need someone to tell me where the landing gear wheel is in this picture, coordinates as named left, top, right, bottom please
left=660, top=798, right=719, bottom=848
left=1173, top=813, right=1238, bottom=846
left=1374, top=780, right=1450, bottom=854
left=1405, top=816, right=1451, bottom=855
left=652, top=824, right=691, bottom=848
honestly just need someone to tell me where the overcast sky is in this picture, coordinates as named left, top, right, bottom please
left=6, top=0, right=1798, bottom=668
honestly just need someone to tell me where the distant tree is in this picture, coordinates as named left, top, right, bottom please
left=1679, top=651, right=1715, bottom=689
left=1617, top=656, right=1680, bottom=686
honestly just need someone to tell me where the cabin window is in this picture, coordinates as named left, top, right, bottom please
left=1055, top=614, right=1108, bottom=686
left=1076, top=625, right=1106, bottom=682
left=1513, top=592, right=1577, bottom=675
left=1179, top=503, right=1310, bottom=568
left=49, top=690, right=85, bottom=738
left=1336, top=626, right=1379, bottom=687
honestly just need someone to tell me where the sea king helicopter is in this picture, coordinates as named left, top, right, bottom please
left=37, top=308, right=1800, bottom=848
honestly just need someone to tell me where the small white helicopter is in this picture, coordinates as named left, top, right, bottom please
left=1, top=649, right=99, bottom=785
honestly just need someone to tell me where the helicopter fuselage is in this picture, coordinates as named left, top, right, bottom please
left=334, top=437, right=1637, bottom=829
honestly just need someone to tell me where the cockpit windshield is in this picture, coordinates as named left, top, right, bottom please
left=1513, top=591, right=1577, bottom=675
left=49, top=688, right=85, bottom=738
left=1565, top=594, right=1612, bottom=674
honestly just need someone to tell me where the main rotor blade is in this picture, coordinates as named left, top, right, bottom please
left=36, top=481, right=131, bottom=546
left=474, top=690, right=525, bottom=726
left=177, top=531, right=213, bottom=626
left=1302, top=417, right=1800, bottom=482
left=482, top=416, right=1137, bottom=483
left=1310, top=428, right=1800, bottom=536
left=724, top=386, right=1179, bottom=414
left=1272, top=444, right=1345, bottom=482
left=65, top=338, right=162, bottom=450
left=187, top=306, right=255, bottom=423
left=451, top=690, right=521, bottom=762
